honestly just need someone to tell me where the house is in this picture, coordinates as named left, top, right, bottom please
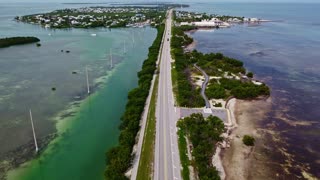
left=228, top=18, right=241, bottom=22
left=194, top=20, right=217, bottom=27
left=71, top=20, right=80, bottom=25
left=233, top=18, right=241, bottom=22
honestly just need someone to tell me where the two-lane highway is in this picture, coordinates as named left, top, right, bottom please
left=154, top=10, right=181, bottom=180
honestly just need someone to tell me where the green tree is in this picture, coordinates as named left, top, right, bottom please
left=215, top=53, right=224, bottom=59
left=206, top=83, right=226, bottom=99
left=178, top=114, right=224, bottom=180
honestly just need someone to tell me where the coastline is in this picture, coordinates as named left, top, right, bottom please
left=220, top=98, right=276, bottom=180
left=185, top=38, right=197, bottom=52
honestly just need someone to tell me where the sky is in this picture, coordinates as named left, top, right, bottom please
left=0, top=0, right=318, bottom=3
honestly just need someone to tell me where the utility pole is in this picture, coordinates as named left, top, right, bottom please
left=86, top=66, right=90, bottom=94
left=110, top=48, right=113, bottom=68
left=29, top=109, right=39, bottom=153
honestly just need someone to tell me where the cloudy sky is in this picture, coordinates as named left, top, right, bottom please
left=0, top=0, right=318, bottom=3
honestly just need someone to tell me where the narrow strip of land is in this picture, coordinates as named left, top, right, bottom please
left=131, top=26, right=165, bottom=180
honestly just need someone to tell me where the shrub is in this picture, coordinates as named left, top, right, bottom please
left=242, top=135, right=255, bottom=146
left=247, top=72, right=253, bottom=78
left=214, top=103, right=222, bottom=107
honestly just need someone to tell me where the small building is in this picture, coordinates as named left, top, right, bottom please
left=252, top=80, right=263, bottom=86
left=180, top=22, right=190, bottom=26
left=250, top=18, right=259, bottom=22
left=193, top=20, right=217, bottom=27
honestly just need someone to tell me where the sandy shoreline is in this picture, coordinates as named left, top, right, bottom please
left=220, top=98, right=276, bottom=180
left=185, top=40, right=197, bottom=52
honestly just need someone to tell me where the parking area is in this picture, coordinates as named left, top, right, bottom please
left=177, top=107, right=228, bottom=123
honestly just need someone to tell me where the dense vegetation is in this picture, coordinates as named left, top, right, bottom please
left=177, top=124, right=190, bottom=180
left=191, top=51, right=246, bottom=76
left=104, top=24, right=164, bottom=179
left=206, top=83, right=227, bottom=99
left=17, top=7, right=166, bottom=29
left=242, top=135, right=255, bottom=146
left=191, top=49, right=269, bottom=99
left=177, top=114, right=225, bottom=180
left=179, top=25, right=198, bottom=31
left=171, top=25, right=205, bottom=107
left=206, top=78, right=270, bottom=99
left=0, top=37, right=40, bottom=48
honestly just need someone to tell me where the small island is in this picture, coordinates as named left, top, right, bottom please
left=0, top=37, right=40, bottom=48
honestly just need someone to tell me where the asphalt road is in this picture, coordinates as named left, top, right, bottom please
left=154, top=10, right=182, bottom=180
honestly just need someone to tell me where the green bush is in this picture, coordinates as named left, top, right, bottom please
left=206, top=83, right=226, bottom=99
left=219, top=78, right=270, bottom=99
left=242, top=135, right=255, bottom=146
left=247, top=72, right=253, bottom=78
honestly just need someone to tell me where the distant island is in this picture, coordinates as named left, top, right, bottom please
left=175, top=11, right=269, bottom=29
left=0, top=37, right=40, bottom=48
left=15, top=6, right=172, bottom=29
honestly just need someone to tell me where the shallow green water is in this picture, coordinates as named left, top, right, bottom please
left=0, top=3, right=156, bottom=179
left=6, top=27, right=156, bottom=179
left=3, top=27, right=156, bottom=180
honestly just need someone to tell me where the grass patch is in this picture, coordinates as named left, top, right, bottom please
left=177, top=125, right=190, bottom=180
left=136, top=75, right=159, bottom=180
